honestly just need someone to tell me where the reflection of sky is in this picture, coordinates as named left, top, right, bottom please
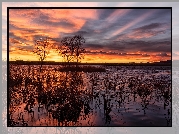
left=3, top=2, right=174, bottom=63
left=9, top=64, right=171, bottom=127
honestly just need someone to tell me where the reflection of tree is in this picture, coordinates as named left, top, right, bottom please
left=164, top=109, right=171, bottom=126
left=102, top=94, right=112, bottom=124
left=137, top=84, right=152, bottom=115
left=154, top=81, right=171, bottom=110
left=83, top=100, right=91, bottom=119
left=50, top=72, right=85, bottom=125
left=128, top=77, right=140, bottom=102
left=162, top=89, right=171, bottom=110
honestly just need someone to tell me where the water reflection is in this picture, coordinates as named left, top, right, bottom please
left=8, top=65, right=171, bottom=126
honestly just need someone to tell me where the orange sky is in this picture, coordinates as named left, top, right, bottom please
left=9, top=8, right=171, bottom=63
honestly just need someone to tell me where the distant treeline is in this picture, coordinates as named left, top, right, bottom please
left=9, top=60, right=171, bottom=66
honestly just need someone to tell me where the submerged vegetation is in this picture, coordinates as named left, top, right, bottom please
left=8, top=64, right=171, bottom=126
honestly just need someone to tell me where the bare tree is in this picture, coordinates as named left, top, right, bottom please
left=33, top=37, right=51, bottom=72
left=57, top=35, right=85, bottom=67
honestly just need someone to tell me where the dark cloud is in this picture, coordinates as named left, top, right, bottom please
left=125, top=40, right=171, bottom=53
left=83, top=39, right=171, bottom=54
left=9, top=38, right=21, bottom=44
left=9, top=33, right=34, bottom=47
left=130, top=9, right=150, bottom=16
left=18, top=45, right=34, bottom=52
left=134, top=23, right=166, bottom=31
left=115, top=22, right=170, bottom=40
left=33, top=14, right=75, bottom=28
left=84, top=44, right=104, bottom=49
left=32, top=10, right=76, bottom=29
left=73, top=30, right=89, bottom=35
left=97, top=9, right=116, bottom=20
left=9, top=23, right=38, bottom=34
left=72, top=17, right=127, bottom=42
left=152, top=9, right=171, bottom=20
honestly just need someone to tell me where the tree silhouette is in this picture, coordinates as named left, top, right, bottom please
left=33, top=37, right=51, bottom=72
left=57, top=35, right=85, bottom=67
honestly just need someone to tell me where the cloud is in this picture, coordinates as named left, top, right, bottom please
left=8, top=8, right=171, bottom=62
left=128, top=30, right=166, bottom=39
left=135, top=23, right=165, bottom=31
left=84, top=44, right=104, bottom=49
left=128, top=23, right=170, bottom=39
left=108, top=10, right=157, bottom=39
left=9, top=38, right=21, bottom=44
left=125, top=40, right=171, bottom=53
left=156, top=52, right=170, bottom=57
left=85, top=50, right=152, bottom=59
left=84, top=39, right=171, bottom=54
left=32, top=13, right=76, bottom=29
left=9, top=9, right=88, bottom=39
left=18, top=45, right=34, bottom=52
left=115, top=22, right=170, bottom=40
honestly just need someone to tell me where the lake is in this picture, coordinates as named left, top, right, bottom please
left=8, top=65, right=171, bottom=126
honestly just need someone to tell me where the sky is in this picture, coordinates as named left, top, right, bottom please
left=2, top=3, right=175, bottom=63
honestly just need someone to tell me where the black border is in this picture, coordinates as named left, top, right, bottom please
left=7, top=7, right=172, bottom=127
left=171, top=6, right=172, bottom=127
left=7, top=7, right=10, bottom=128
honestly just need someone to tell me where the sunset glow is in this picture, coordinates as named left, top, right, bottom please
left=9, top=8, right=171, bottom=63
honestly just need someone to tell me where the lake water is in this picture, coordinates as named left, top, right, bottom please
left=8, top=65, right=171, bottom=126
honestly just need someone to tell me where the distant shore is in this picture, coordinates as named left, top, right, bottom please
left=8, top=60, right=171, bottom=66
